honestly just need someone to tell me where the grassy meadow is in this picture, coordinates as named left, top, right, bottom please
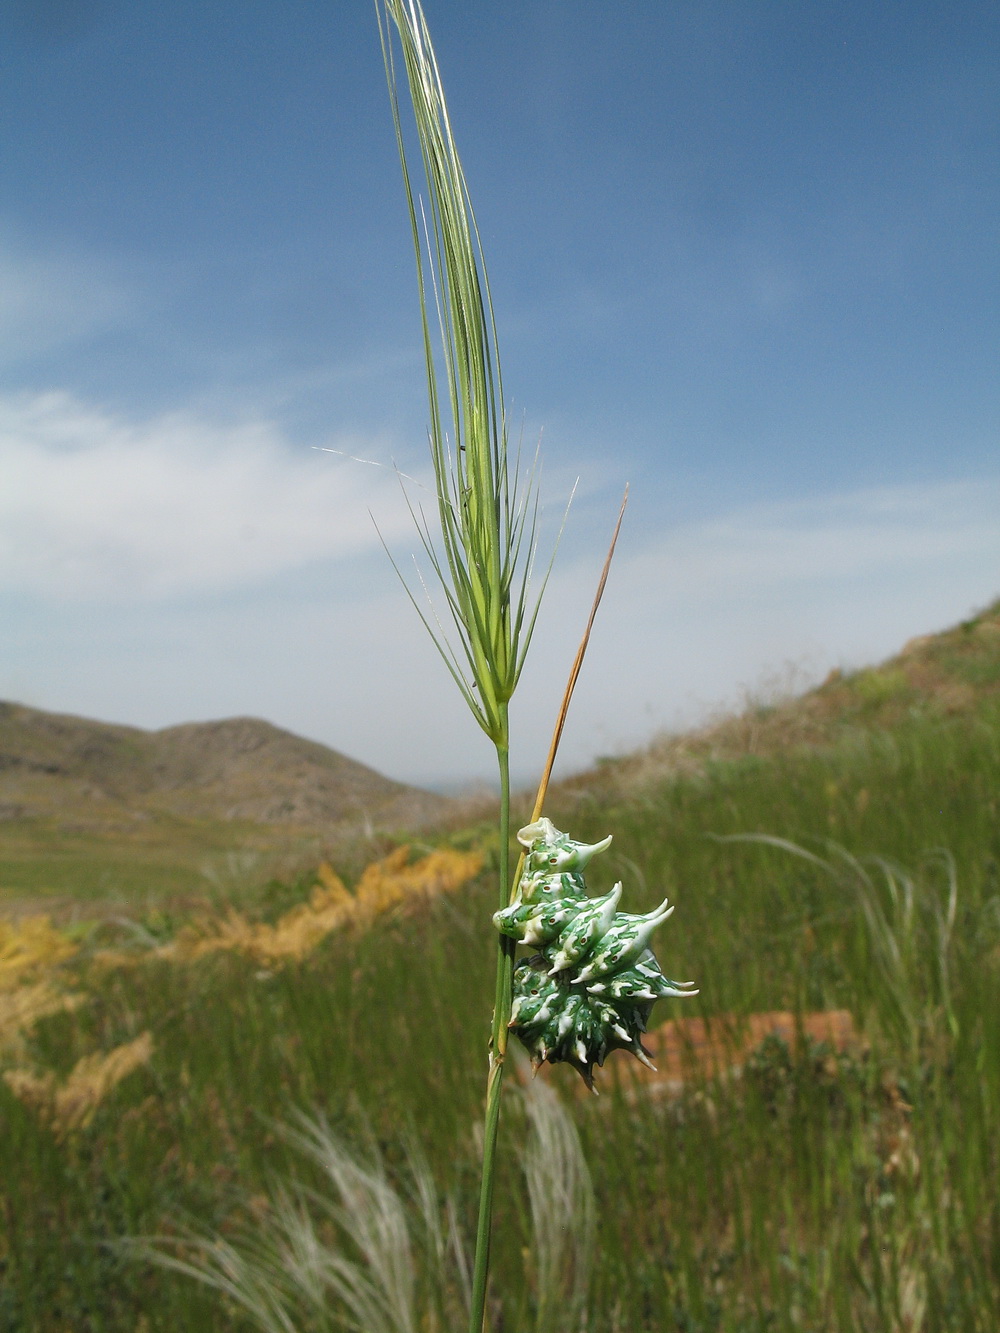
left=0, top=704, right=448, bottom=908
left=1, top=608, right=999, bottom=1330
left=0, top=813, right=321, bottom=907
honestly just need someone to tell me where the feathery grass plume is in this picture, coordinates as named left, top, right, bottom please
left=0, top=913, right=77, bottom=987
left=716, top=834, right=961, bottom=1052
left=134, top=1082, right=594, bottom=1333
left=0, top=981, right=87, bottom=1056
left=138, top=1120, right=467, bottom=1333
left=0, top=914, right=86, bottom=1058
left=519, top=1077, right=595, bottom=1333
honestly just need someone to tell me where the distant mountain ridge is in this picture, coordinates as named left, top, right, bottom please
left=0, top=703, right=449, bottom=832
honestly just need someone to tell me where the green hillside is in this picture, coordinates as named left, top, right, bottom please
left=560, top=595, right=1000, bottom=804
left=0, top=706, right=451, bottom=908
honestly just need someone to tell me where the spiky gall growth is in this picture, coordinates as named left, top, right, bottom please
left=497, top=819, right=698, bottom=1090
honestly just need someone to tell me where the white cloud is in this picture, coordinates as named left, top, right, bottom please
left=2, top=455, right=997, bottom=786
left=526, top=476, right=1000, bottom=772
left=621, top=479, right=1000, bottom=597
left=0, top=390, right=414, bottom=599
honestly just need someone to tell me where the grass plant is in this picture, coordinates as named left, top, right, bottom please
left=377, top=2, right=572, bottom=1324
left=519, top=1075, right=595, bottom=1332
left=134, top=1082, right=593, bottom=1333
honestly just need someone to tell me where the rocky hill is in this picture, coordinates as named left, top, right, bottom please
left=0, top=704, right=449, bottom=834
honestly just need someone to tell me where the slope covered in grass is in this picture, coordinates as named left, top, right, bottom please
left=0, top=602, right=998, bottom=1328
left=0, top=705, right=452, bottom=904
left=561, top=595, right=1000, bottom=805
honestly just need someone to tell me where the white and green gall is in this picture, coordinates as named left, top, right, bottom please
left=495, top=818, right=698, bottom=1090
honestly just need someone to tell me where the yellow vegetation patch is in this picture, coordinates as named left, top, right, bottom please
left=0, top=916, right=87, bottom=1055
left=0, top=915, right=77, bottom=990
left=155, top=844, right=483, bottom=966
left=0, top=983, right=87, bottom=1056
left=4, top=1031, right=154, bottom=1137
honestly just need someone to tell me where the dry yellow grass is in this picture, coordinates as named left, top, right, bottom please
left=4, top=1031, right=154, bottom=1137
left=0, top=914, right=77, bottom=989
left=0, top=916, right=151, bottom=1134
left=0, top=916, right=86, bottom=1056
left=152, top=844, right=483, bottom=966
left=0, top=982, right=87, bottom=1056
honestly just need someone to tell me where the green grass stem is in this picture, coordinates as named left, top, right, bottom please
left=377, top=3, right=556, bottom=1325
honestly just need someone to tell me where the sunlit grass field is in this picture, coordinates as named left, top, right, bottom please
left=1, top=682, right=999, bottom=1327
left=0, top=810, right=305, bottom=906
left=0, top=813, right=351, bottom=907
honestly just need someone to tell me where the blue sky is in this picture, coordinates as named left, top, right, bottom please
left=1, top=0, right=998, bottom=789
